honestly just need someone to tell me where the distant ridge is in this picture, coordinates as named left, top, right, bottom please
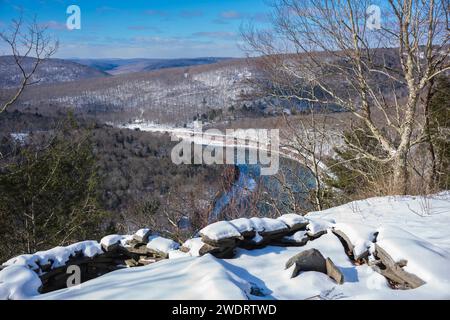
left=0, top=56, right=109, bottom=88
left=69, top=57, right=235, bottom=75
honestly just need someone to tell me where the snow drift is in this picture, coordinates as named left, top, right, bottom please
left=1, top=193, right=449, bottom=300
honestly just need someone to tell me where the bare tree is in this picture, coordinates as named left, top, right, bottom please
left=0, top=15, right=58, bottom=113
left=243, top=0, right=449, bottom=194
left=280, top=110, right=336, bottom=211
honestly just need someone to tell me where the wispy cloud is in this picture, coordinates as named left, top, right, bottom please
left=144, top=10, right=169, bottom=17
left=130, top=36, right=211, bottom=46
left=128, top=25, right=162, bottom=33
left=214, top=11, right=271, bottom=25
left=180, top=10, right=204, bottom=18
left=96, top=6, right=119, bottom=14
left=219, top=10, right=243, bottom=20
left=40, top=20, right=67, bottom=31
left=192, top=31, right=238, bottom=40
left=212, top=18, right=229, bottom=25
left=56, top=39, right=242, bottom=59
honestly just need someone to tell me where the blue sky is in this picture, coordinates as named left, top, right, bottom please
left=0, top=0, right=272, bottom=59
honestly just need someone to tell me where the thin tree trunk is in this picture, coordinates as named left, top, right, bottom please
left=393, top=148, right=409, bottom=195
left=423, top=80, right=438, bottom=192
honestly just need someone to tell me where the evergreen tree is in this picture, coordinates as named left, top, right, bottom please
left=428, top=76, right=450, bottom=190
left=0, top=121, right=106, bottom=261
left=327, top=122, right=390, bottom=199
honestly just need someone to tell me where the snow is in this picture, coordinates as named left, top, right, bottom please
left=146, top=236, right=179, bottom=254
left=100, top=235, right=129, bottom=248
left=2, top=193, right=450, bottom=300
left=0, top=266, right=42, bottom=300
left=376, top=226, right=450, bottom=290
left=200, top=221, right=241, bottom=241
left=36, top=255, right=250, bottom=300
left=0, top=241, right=103, bottom=300
left=251, top=232, right=264, bottom=244
left=307, top=193, right=450, bottom=251
left=181, top=238, right=205, bottom=257
left=333, top=223, right=377, bottom=258
left=284, top=230, right=308, bottom=242
left=10, top=133, right=29, bottom=145
left=168, top=250, right=191, bottom=260
left=306, top=218, right=334, bottom=235
left=250, top=217, right=288, bottom=233
left=35, top=234, right=401, bottom=300
left=277, top=214, right=308, bottom=228
left=3, top=241, right=103, bottom=272
left=230, top=218, right=254, bottom=234
left=135, top=228, right=150, bottom=239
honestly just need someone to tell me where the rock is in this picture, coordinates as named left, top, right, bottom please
left=285, top=250, right=345, bottom=284
left=180, top=238, right=206, bottom=256
left=123, top=243, right=148, bottom=255
left=285, top=248, right=327, bottom=278
left=372, top=244, right=426, bottom=289
left=200, top=221, right=242, bottom=247
left=272, top=231, right=309, bottom=247
left=250, top=217, right=289, bottom=239
left=261, top=229, right=291, bottom=242
left=213, top=246, right=236, bottom=259
left=238, top=240, right=266, bottom=250
left=332, top=229, right=369, bottom=263
left=124, top=259, right=139, bottom=267
left=38, top=262, right=53, bottom=273
left=146, top=236, right=180, bottom=259
left=101, top=242, right=122, bottom=253
left=133, top=228, right=152, bottom=243
left=39, top=266, right=67, bottom=282
left=179, top=246, right=191, bottom=253
left=201, top=235, right=239, bottom=248
left=198, top=243, right=221, bottom=256
left=326, top=258, right=344, bottom=284
left=332, top=229, right=354, bottom=255
left=240, top=230, right=256, bottom=239
left=100, top=235, right=126, bottom=252
left=198, top=243, right=235, bottom=259
left=146, top=249, right=168, bottom=259
left=229, top=218, right=256, bottom=238
left=277, top=214, right=309, bottom=232
left=306, top=230, right=327, bottom=240
left=87, top=254, right=116, bottom=263
left=306, top=218, right=333, bottom=234
left=238, top=231, right=268, bottom=250
left=138, top=257, right=157, bottom=265
left=125, top=239, right=140, bottom=247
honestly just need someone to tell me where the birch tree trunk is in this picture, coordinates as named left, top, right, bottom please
left=242, top=0, right=449, bottom=195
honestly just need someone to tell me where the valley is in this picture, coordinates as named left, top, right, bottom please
left=0, top=0, right=448, bottom=302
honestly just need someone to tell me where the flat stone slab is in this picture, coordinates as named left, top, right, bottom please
left=326, top=258, right=344, bottom=284
left=286, top=248, right=327, bottom=278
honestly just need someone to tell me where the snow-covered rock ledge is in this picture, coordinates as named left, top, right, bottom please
left=0, top=229, right=179, bottom=299
left=1, top=193, right=449, bottom=300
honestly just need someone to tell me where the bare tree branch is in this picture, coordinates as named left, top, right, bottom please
left=0, top=14, right=58, bottom=113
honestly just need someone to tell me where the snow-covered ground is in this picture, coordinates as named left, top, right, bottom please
left=2, top=193, right=449, bottom=300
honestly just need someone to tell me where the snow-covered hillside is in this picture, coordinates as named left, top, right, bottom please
left=1, top=193, right=449, bottom=300
left=14, top=59, right=257, bottom=124
left=0, top=56, right=108, bottom=88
